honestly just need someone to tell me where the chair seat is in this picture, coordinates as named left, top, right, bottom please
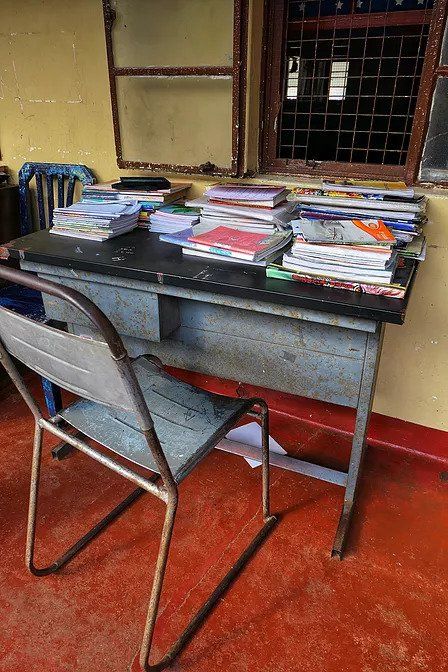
left=59, top=355, right=252, bottom=482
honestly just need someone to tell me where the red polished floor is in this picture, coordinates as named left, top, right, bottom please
left=0, top=374, right=447, bottom=672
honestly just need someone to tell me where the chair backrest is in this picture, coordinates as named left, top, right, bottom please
left=0, top=308, right=134, bottom=409
left=18, top=162, right=95, bottom=236
left=0, top=265, right=143, bottom=414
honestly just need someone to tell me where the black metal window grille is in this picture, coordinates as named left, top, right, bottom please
left=278, top=0, right=432, bottom=167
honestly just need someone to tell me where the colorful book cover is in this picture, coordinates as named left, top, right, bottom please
left=330, top=179, right=409, bottom=190
left=292, top=188, right=370, bottom=200
left=293, top=219, right=395, bottom=245
left=289, top=191, right=423, bottom=213
left=297, top=205, right=420, bottom=223
left=324, top=179, right=413, bottom=194
left=160, top=228, right=260, bottom=260
left=156, top=205, right=201, bottom=217
left=188, top=226, right=288, bottom=255
left=266, top=259, right=416, bottom=299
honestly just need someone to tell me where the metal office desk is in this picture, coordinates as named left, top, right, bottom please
left=4, top=229, right=417, bottom=559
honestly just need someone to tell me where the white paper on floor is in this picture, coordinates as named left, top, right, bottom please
left=225, top=421, right=287, bottom=468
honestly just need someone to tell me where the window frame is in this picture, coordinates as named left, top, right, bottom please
left=259, top=0, right=448, bottom=183
left=102, top=0, right=248, bottom=177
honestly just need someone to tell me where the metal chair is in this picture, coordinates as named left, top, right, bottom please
left=0, top=265, right=277, bottom=671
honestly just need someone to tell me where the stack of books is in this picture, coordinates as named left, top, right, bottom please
left=186, top=183, right=297, bottom=233
left=82, top=181, right=191, bottom=224
left=289, top=179, right=426, bottom=260
left=268, top=217, right=417, bottom=298
left=144, top=204, right=201, bottom=233
left=50, top=201, right=141, bottom=241
left=206, top=183, right=289, bottom=207
left=160, top=225, right=292, bottom=267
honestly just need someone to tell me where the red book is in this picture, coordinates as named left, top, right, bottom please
left=188, top=225, right=285, bottom=257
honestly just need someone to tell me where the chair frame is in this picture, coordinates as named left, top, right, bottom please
left=18, top=162, right=95, bottom=235
left=0, top=265, right=277, bottom=671
left=16, top=162, right=94, bottom=417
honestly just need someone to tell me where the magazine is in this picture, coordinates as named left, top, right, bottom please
left=292, top=218, right=395, bottom=245
left=266, top=257, right=416, bottom=299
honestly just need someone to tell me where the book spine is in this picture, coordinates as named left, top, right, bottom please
left=161, top=237, right=254, bottom=260
left=208, top=198, right=275, bottom=209
left=195, top=242, right=254, bottom=260
left=187, top=200, right=282, bottom=223
left=390, top=222, right=420, bottom=232
left=295, top=196, right=420, bottom=212
left=187, top=236, right=261, bottom=256
left=266, top=267, right=405, bottom=298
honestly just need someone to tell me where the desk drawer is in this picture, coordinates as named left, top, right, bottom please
left=40, top=274, right=180, bottom=342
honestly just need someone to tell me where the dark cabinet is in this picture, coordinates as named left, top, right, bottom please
left=0, top=185, right=20, bottom=244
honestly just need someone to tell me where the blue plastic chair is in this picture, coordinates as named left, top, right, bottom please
left=19, top=162, right=95, bottom=235
left=0, top=163, right=95, bottom=415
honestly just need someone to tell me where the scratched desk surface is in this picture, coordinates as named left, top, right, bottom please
left=4, top=229, right=417, bottom=325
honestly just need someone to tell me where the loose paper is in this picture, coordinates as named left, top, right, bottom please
left=225, top=421, right=287, bottom=468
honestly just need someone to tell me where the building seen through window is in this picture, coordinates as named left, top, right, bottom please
left=279, top=0, right=432, bottom=167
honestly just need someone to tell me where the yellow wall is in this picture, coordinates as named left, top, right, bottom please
left=1, top=0, right=447, bottom=431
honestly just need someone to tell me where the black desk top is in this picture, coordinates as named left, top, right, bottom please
left=4, top=229, right=416, bottom=325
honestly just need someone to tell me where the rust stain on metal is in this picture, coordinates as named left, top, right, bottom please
left=0, top=244, right=12, bottom=260
left=114, top=66, right=233, bottom=77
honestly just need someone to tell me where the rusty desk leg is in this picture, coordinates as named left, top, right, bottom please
left=331, top=324, right=384, bottom=559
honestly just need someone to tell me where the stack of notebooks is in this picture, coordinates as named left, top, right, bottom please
left=268, top=217, right=416, bottom=298
left=160, top=225, right=292, bottom=267
left=146, top=204, right=201, bottom=233
left=186, top=183, right=297, bottom=233
left=289, top=179, right=427, bottom=261
left=50, top=201, right=141, bottom=241
left=82, top=181, right=191, bottom=224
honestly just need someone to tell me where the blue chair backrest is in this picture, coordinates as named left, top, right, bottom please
left=18, top=162, right=95, bottom=236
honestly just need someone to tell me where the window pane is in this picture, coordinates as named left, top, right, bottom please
left=111, top=0, right=234, bottom=68
left=328, top=61, right=349, bottom=101
left=115, top=76, right=233, bottom=168
left=286, top=57, right=300, bottom=99
left=419, top=77, right=448, bottom=182
left=277, top=0, right=431, bottom=166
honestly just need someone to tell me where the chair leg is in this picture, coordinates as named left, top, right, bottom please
left=137, top=511, right=277, bottom=671
left=137, top=405, right=277, bottom=671
left=25, top=422, right=148, bottom=577
left=41, top=377, right=62, bottom=416
left=41, top=380, right=76, bottom=461
left=26, top=422, right=44, bottom=573
left=260, top=401, right=271, bottom=521
left=139, top=496, right=178, bottom=669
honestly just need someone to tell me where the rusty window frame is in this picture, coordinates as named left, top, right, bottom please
left=102, top=0, right=248, bottom=177
left=260, top=0, right=448, bottom=184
